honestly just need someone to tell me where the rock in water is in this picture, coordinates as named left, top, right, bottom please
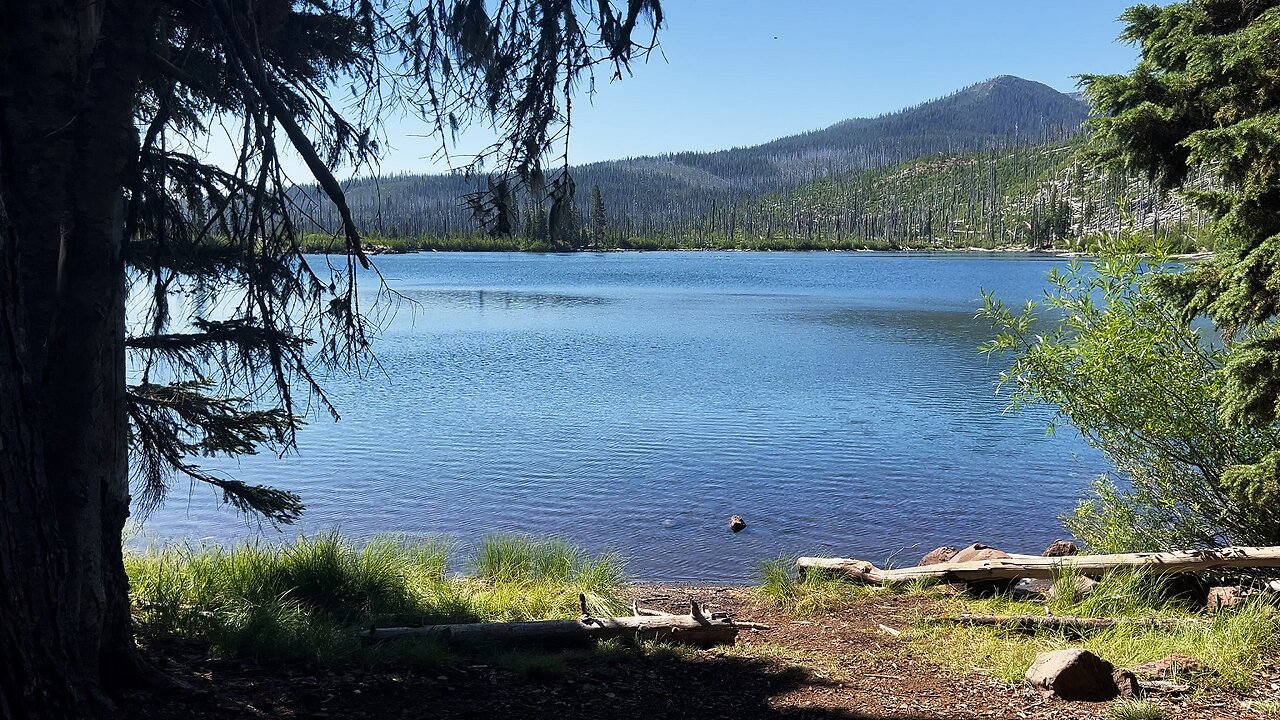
left=918, top=546, right=958, bottom=566
left=729, top=515, right=746, bottom=533
left=1042, top=540, right=1080, bottom=557
left=1025, top=648, right=1124, bottom=701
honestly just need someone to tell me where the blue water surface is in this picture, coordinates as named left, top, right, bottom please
left=137, top=251, right=1108, bottom=581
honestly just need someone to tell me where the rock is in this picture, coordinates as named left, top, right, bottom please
left=1045, top=575, right=1099, bottom=603
left=1042, top=540, right=1080, bottom=557
left=1113, top=668, right=1141, bottom=699
left=951, top=544, right=1015, bottom=595
left=1206, top=585, right=1246, bottom=612
left=951, top=543, right=1011, bottom=564
left=1025, top=648, right=1123, bottom=701
left=728, top=515, right=746, bottom=533
left=1130, top=654, right=1212, bottom=681
left=1011, top=578, right=1053, bottom=601
left=918, top=546, right=958, bottom=566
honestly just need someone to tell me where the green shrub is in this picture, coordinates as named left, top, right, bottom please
left=981, top=244, right=1280, bottom=551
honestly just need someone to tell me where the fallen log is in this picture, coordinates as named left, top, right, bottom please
left=364, top=598, right=769, bottom=648
left=930, top=614, right=1204, bottom=637
left=796, top=546, right=1280, bottom=585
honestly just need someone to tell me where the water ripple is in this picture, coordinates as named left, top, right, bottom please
left=138, top=252, right=1107, bottom=582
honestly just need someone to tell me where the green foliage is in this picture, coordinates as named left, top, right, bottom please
left=744, top=139, right=1204, bottom=251
left=1082, top=0, right=1280, bottom=496
left=1110, top=700, right=1165, bottom=720
left=981, top=245, right=1280, bottom=550
left=1251, top=700, right=1280, bottom=715
left=754, top=559, right=869, bottom=616
left=126, top=534, right=626, bottom=662
left=912, top=573, right=1279, bottom=690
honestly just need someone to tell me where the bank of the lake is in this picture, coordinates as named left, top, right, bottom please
left=299, top=230, right=1084, bottom=255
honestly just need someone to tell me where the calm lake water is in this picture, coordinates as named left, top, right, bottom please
left=137, top=251, right=1108, bottom=582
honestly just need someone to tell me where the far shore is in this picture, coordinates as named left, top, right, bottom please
left=342, top=242, right=1216, bottom=261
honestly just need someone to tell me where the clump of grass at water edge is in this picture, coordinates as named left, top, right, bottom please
left=127, top=533, right=627, bottom=665
left=753, top=558, right=877, bottom=616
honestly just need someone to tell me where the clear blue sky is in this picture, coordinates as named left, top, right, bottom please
left=324, top=1, right=1149, bottom=177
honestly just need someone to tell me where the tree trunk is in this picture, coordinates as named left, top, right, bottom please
left=796, top=546, right=1280, bottom=585
left=0, top=1, right=156, bottom=716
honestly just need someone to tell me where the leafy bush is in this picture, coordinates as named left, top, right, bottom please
left=980, top=244, right=1280, bottom=551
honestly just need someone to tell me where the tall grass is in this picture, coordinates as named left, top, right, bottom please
left=754, top=558, right=871, bottom=616
left=127, top=533, right=625, bottom=662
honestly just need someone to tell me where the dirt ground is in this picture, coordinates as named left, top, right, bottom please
left=119, top=585, right=1280, bottom=720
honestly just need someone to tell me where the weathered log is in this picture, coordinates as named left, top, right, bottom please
left=364, top=603, right=769, bottom=649
left=797, top=546, right=1280, bottom=585
left=930, top=614, right=1203, bottom=637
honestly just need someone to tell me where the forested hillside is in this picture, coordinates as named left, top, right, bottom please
left=300, top=75, right=1094, bottom=243
left=701, top=139, right=1210, bottom=251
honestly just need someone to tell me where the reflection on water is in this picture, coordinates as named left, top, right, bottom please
left=136, top=251, right=1107, bottom=582
left=409, top=288, right=615, bottom=310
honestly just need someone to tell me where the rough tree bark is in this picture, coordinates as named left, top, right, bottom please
left=0, top=1, right=157, bottom=716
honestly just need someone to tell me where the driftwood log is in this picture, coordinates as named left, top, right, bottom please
left=796, top=546, right=1280, bottom=585
left=930, top=614, right=1204, bottom=637
left=364, top=598, right=769, bottom=648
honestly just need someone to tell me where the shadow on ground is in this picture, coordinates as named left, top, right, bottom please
left=118, top=640, right=964, bottom=720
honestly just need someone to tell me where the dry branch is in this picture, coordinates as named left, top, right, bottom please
left=796, top=546, right=1280, bottom=585
left=364, top=606, right=769, bottom=649
left=930, top=614, right=1204, bottom=636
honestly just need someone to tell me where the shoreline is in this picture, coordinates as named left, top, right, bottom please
left=345, top=243, right=1215, bottom=260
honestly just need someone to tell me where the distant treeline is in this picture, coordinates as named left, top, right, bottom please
left=293, top=75, right=1209, bottom=253
left=299, top=137, right=1211, bottom=254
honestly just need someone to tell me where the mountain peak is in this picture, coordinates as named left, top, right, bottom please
left=964, top=75, right=1062, bottom=98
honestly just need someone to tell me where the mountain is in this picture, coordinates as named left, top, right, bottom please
left=303, top=76, right=1091, bottom=239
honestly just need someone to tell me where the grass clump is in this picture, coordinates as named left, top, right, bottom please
left=469, top=536, right=626, bottom=619
left=1249, top=700, right=1280, bottom=715
left=1110, top=700, right=1164, bottom=720
left=754, top=559, right=869, bottom=616
left=907, top=571, right=1280, bottom=691
left=127, top=533, right=626, bottom=664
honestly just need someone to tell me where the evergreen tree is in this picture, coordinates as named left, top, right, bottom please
left=0, top=1, right=662, bottom=717
left=1081, top=0, right=1280, bottom=497
left=590, top=184, right=609, bottom=246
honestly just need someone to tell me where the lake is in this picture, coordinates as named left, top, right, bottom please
left=136, top=251, right=1108, bottom=582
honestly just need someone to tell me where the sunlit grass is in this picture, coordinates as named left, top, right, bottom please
left=1110, top=700, right=1165, bottom=720
left=905, top=571, right=1279, bottom=690
left=1249, top=700, right=1280, bottom=715
left=127, top=533, right=626, bottom=663
left=753, top=558, right=870, bottom=616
